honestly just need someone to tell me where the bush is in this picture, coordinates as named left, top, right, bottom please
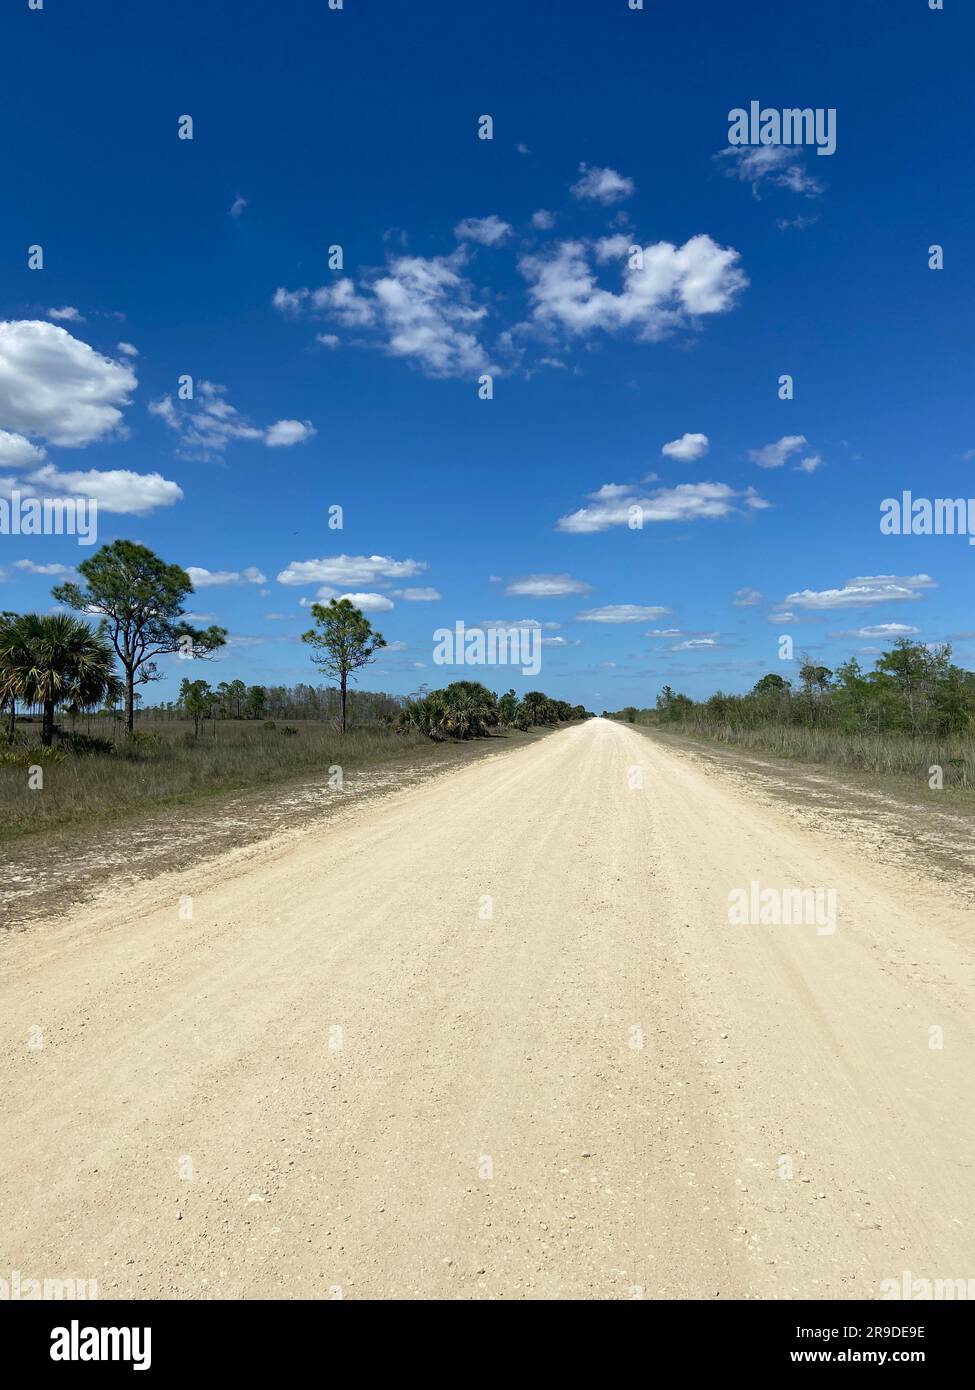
left=279, top=725, right=299, bottom=736
left=57, top=731, right=116, bottom=756
left=262, top=719, right=277, bottom=730
left=0, top=745, right=66, bottom=767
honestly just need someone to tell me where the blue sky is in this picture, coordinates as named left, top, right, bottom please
left=1, top=0, right=972, bottom=709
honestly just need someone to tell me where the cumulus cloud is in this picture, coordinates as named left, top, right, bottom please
left=46, top=306, right=85, bottom=322
left=274, top=249, right=493, bottom=379
left=557, top=480, right=769, bottom=533
left=277, top=554, right=426, bottom=588
left=716, top=146, right=824, bottom=198
left=185, top=566, right=266, bottom=588
left=13, top=559, right=78, bottom=577
left=570, top=164, right=635, bottom=205
left=116, top=341, right=139, bottom=358
left=784, top=575, right=936, bottom=610
left=264, top=419, right=316, bottom=447
left=454, top=215, right=512, bottom=246
left=519, top=234, right=746, bottom=342
left=0, top=429, right=46, bottom=468
left=0, top=321, right=136, bottom=446
left=149, top=381, right=315, bottom=459
left=338, top=592, right=394, bottom=613
left=531, top=210, right=555, bottom=230
left=662, top=432, right=709, bottom=462
left=733, top=587, right=764, bottom=606
left=26, top=464, right=182, bottom=515
left=504, top=573, right=592, bottom=598
left=577, top=604, right=672, bottom=623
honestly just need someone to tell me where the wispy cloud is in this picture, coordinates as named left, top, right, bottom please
left=577, top=604, right=671, bottom=623
left=277, top=554, right=426, bottom=588
left=716, top=146, right=824, bottom=199
left=149, top=381, right=315, bottom=459
left=783, top=575, right=937, bottom=610
left=570, top=163, right=635, bottom=205
left=557, top=480, right=768, bottom=533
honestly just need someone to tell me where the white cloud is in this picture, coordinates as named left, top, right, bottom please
left=340, top=591, right=394, bottom=613
left=662, top=432, right=709, bottom=462
left=557, top=480, right=768, bottom=533
left=784, top=575, right=937, bottom=610
left=646, top=628, right=682, bottom=637
left=13, top=559, right=77, bottom=577
left=671, top=638, right=718, bottom=651
left=0, top=321, right=136, bottom=446
left=504, top=573, right=592, bottom=598
left=830, top=622, right=921, bottom=639
left=264, top=418, right=316, bottom=447
left=454, top=215, right=512, bottom=246
left=275, top=250, right=492, bottom=379
left=716, top=146, right=824, bottom=198
left=316, top=333, right=340, bottom=350
left=570, top=163, right=635, bottom=205
left=185, top=566, right=266, bottom=588
left=149, top=380, right=315, bottom=458
left=276, top=554, right=426, bottom=587
left=26, top=464, right=182, bottom=515
left=391, top=586, right=441, bottom=601
left=46, top=306, right=84, bottom=322
left=733, top=587, right=764, bottom=606
left=531, top=210, right=556, bottom=230
left=541, top=635, right=581, bottom=647
left=116, top=341, right=139, bottom=358
left=229, top=195, right=248, bottom=217
left=0, top=429, right=46, bottom=468
left=577, top=604, right=672, bottom=624
left=795, top=453, right=824, bottom=474
left=520, top=234, right=746, bottom=342
left=748, top=435, right=808, bottom=469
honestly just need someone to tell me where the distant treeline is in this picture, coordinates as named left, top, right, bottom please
left=141, top=681, right=405, bottom=725
left=608, top=640, right=975, bottom=737
left=606, top=640, right=975, bottom=784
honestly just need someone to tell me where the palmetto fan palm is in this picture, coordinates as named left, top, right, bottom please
left=0, top=613, right=122, bottom=747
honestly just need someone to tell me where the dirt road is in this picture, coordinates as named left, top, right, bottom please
left=2, top=718, right=973, bottom=1300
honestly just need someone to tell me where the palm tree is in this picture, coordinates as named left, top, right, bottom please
left=0, top=613, right=122, bottom=747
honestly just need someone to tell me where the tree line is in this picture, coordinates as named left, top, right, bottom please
left=613, top=639, right=975, bottom=739
left=1, top=539, right=592, bottom=749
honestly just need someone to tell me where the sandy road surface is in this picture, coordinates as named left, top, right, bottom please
left=1, top=718, right=973, bottom=1300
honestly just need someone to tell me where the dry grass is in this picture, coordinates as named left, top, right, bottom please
left=659, top=718, right=975, bottom=787
left=0, top=717, right=464, bottom=841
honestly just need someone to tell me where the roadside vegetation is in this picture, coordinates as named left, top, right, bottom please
left=608, top=639, right=975, bottom=787
left=0, top=540, right=591, bottom=841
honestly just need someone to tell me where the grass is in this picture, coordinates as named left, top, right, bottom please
left=650, top=717, right=975, bottom=787
left=0, top=717, right=490, bottom=842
